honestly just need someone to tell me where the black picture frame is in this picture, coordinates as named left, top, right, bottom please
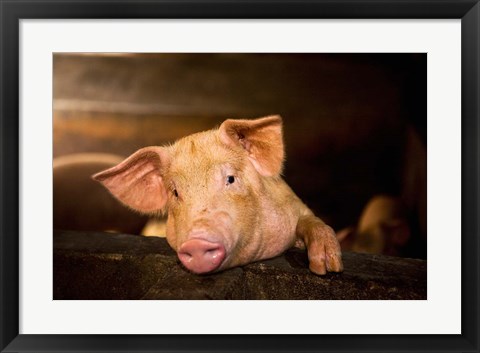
left=1, top=1, right=478, bottom=352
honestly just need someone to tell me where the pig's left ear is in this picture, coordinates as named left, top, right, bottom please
left=219, top=115, right=284, bottom=176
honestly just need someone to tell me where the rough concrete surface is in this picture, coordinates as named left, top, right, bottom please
left=54, top=230, right=426, bottom=300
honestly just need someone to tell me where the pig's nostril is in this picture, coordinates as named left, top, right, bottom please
left=207, top=249, right=221, bottom=259
left=178, top=251, right=193, bottom=263
left=183, top=252, right=193, bottom=259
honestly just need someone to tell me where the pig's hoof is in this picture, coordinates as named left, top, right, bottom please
left=309, top=252, right=343, bottom=275
left=307, top=226, right=344, bottom=275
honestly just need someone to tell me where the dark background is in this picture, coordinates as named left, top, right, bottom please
left=53, top=53, right=426, bottom=256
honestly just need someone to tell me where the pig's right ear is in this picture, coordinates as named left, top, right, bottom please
left=219, top=115, right=284, bottom=176
left=92, top=147, right=169, bottom=214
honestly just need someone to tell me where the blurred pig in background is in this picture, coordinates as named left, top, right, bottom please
left=337, top=126, right=427, bottom=258
left=337, top=195, right=412, bottom=257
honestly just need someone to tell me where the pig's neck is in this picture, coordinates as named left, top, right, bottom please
left=253, top=177, right=308, bottom=260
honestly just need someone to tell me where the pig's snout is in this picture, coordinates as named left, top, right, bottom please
left=178, top=238, right=226, bottom=274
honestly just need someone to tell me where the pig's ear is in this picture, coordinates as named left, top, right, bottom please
left=219, top=115, right=284, bottom=176
left=336, top=226, right=356, bottom=251
left=336, top=226, right=355, bottom=242
left=92, top=147, right=169, bottom=214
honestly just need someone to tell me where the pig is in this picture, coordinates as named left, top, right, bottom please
left=336, top=125, right=427, bottom=259
left=336, top=195, right=411, bottom=257
left=93, top=115, right=343, bottom=275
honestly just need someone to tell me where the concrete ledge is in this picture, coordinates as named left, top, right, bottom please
left=54, top=230, right=427, bottom=300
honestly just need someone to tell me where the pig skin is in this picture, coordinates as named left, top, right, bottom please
left=93, top=115, right=343, bottom=275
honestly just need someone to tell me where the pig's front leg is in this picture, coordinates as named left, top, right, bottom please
left=296, top=215, right=343, bottom=275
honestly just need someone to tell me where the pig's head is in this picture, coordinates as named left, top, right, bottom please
left=337, top=218, right=411, bottom=256
left=93, top=115, right=284, bottom=274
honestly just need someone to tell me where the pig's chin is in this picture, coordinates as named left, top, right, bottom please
left=177, top=238, right=227, bottom=274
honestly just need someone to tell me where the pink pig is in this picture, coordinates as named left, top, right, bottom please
left=93, top=116, right=343, bottom=275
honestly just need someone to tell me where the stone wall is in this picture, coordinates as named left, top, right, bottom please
left=54, top=230, right=426, bottom=300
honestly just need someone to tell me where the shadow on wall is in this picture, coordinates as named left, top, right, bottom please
left=53, top=53, right=426, bottom=259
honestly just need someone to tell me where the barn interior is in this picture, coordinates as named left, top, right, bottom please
left=53, top=53, right=427, bottom=299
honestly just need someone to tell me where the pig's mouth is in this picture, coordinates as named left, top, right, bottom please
left=177, top=238, right=227, bottom=274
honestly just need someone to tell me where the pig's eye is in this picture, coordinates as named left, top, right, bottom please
left=173, top=189, right=179, bottom=198
left=226, top=175, right=235, bottom=185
